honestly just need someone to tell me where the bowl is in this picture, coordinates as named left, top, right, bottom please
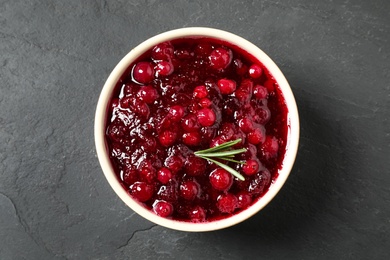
left=94, top=27, right=299, bottom=232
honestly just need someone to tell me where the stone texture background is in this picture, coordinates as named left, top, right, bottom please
left=1, top=0, right=389, bottom=259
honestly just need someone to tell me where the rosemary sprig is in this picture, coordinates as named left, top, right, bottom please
left=194, top=139, right=246, bottom=181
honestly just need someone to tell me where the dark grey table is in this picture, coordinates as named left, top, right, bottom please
left=1, top=0, right=389, bottom=259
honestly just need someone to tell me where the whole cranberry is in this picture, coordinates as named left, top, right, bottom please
left=193, top=85, right=208, bottom=99
left=253, top=85, right=268, bottom=99
left=248, top=170, right=271, bottom=196
left=155, top=61, right=174, bottom=76
left=151, top=42, right=174, bottom=61
left=158, top=130, right=177, bottom=147
left=189, top=206, right=206, bottom=222
left=217, top=78, right=236, bottom=95
left=137, top=86, right=158, bottom=104
left=238, top=117, right=254, bottom=133
left=185, top=156, right=206, bottom=176
left=199, top=98, right=212, bottom=108
left=153, top=200, right=173, bottom=218
left=248, top=64, right=263, bottom=78
left=181, top=114, right=200, bottom=132
left=217, top=193, right=238, bottom=213
left=164, top=155, right=184, bottom=173
left=182, top=132, right=201, bottom=146
left=261, top=136, right=279, bottom=159
left=168, top=105, right=185, bottom=122
left=196, top=108, right=216, bottom=127
left=236, top=191, right=252, bottom=209
left=132, top=62, right=155, bottom=84
left=209, top=168, right=233, bottom=191
left=180, top=180, right=199, bottom=201
left=157, top=167, right=173, bottom=184
left=121, top=167, right=138, bottom=185
left=242, top=159, right=260, bottom=176
left=129, top=182, right=153, bottom=202
left=247, top=127, right=265, bottom=145
left=209, top=47, right=232, bottom=70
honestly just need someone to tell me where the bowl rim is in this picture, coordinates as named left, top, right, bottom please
left=94, top=27, right=300, bottom=232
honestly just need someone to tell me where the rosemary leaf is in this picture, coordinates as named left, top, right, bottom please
left=194, top=148, right=247, bottom=158
left=194, top=139, right=242, bottom=154
left=200, top=156, right=245, bottom=181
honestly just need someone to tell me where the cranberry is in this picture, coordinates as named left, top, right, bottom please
left=164, top=155, right=184, bottom=173
left=242, top=159, right=260, bottom=176
left=261, top=136, right=279, bottom=159
left=195, top=43, right=212, bottom=57
left=137, top=86, right=158, bottom=104
left=130, top=182, right=153, bottom=202
left=236, top=191, right=252, bottom=209
left=155, top=61, right=174, bottom=76
left=253, top=85, right=268, bottom=99
left=199, top=98, right=212, bottom=108
left=157, top=167, right=173, bottom=184
left=157, top=182, right=178, bottom=202
left=158, top=130, right=177, bottom=147
left=182, top=132, right=201, bottom=146
left=132, top=62, right=155, bottom=84
left=189, top=206, right=206, bottom=222
left=233, top=59, right=247, bottom=75
left=253, top=107, right=271, bottom=124
left=193, top=85, right=208, bottom=99
left=196, top=108, right=216, bottom=127
left=209, top=47, right=232, bottom=70
left=180, top=180, right=199, bottom=200
left=238, top=117, right=254, bottom=133
left=248, top=64, right=263, bottom=78
left=151, top=42, right=174, bottom=61
left=107, top=123, right=127, bottom=142
left=168, top=105, right=185, bottom=122
left=248, top=170, right=271, bottom=196
left=185, top=156, right=207, bottom=176
left=247, top=128, right=265, bottom=145
left=217, top=78, right=236, bottom=94
left=209, top=168, right=233, bottom=191
left=181, top=114, right=200, bottom=132
left=153, top=200, right=173, bottom=217
left=217, top=193, right=237, bottom=213
left=139, top=163, right=156, bottom=183
left=121, top=167, right=138, bottom=185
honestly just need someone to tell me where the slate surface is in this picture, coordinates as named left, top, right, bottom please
left=1, top=0, right=389, bottom=259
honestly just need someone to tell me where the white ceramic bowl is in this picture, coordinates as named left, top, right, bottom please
left=95, top=27, right=299, bottom=232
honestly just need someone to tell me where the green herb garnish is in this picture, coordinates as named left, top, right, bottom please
left=194, top=139, right=246, bottom=181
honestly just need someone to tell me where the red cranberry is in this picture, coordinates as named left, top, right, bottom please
left=157, top=167, right=173, bottom=184
left=209, top=47, right=232, bottom=70
left=158, top=130, right=177, bottom=147
left=151, top=42, right=174, bottom=61
left=132, top=62, right=155, bottom=84
left=164, top=155, right=184, bottom=173
left=209, top=168, right=233, bottom=191
left=138, top=162, right=156, bottom=183
left=130, top=182, right=153, bottom=202
left=217, top=193, right=237, bottom=213
left=242, top=159, right=260, bottom=176
left=248, top=64, right=263, bottom=78
left=217, top=78, right=236, bottom=94
left=210, top=136, right=225, bottom=148
left=199, top=98, right=212, bottom=108
left=121, top=167, right=138, bottom=185
left=248, top=170, right=271, bottom=196
left=253, top=85, right=268, bottom=99
left=168, top=105, right=185, bottom=122
left=261, top=136, right=279, bottom=159
left=153, top=200, right=173, bottom=217
left=180, top=180, right=199, bottom=200
left=155, top=61, right=174, bottom=76
left=238, top=117, right=254, bottom=133
left=185, top=156, right=206, bottom=176
left=193, top=85, right=208, bottom=99
left=236, top=191, right=252, bottom=209
left=235, top=88, right=250, bottom=102
left=157, top=182, right=178, bottom=202
left=181, top=114, right=200, bottom=132
left=196, top=108, right=216, bottom=127
left=137, top=86, right=158, bottom=104
left=182, top=132, right=201, bottom=146
left=189, top=206, right=206, bottom=222
left=107, top=123, right=127, bottom=142
left=253, top=107, right=271, bottom=124
left=247, top=128, right=265, bottom=145
left=219, top=123, right=236, bottom=141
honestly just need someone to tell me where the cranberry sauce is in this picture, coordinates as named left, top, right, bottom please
left=105, top=37, right=289, bottom=222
